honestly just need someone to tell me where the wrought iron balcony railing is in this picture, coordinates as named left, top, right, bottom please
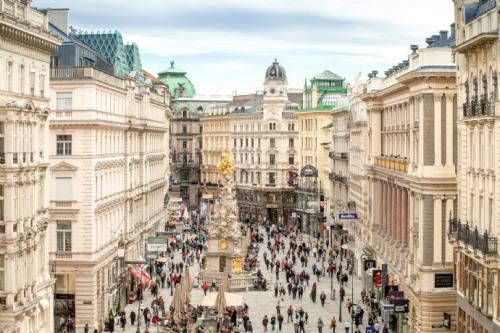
left=448, top=218, right=498, bottom=256
left=463, top=95, right=495, bottom=118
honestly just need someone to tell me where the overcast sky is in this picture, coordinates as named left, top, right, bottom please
left=34, top=0, right=454, bottom=95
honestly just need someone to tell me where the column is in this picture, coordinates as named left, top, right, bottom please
left=397, top=188, right=403, bottom=242
left=445, top=94, right=454, bottom=166
left=444, top=197, right=454, bottom=263
left=434, top=94, right=443, bottom=166
left=433, top=196, right=443, bottom=264
left=389, top=185, right=394, bottom=239
left=380, top=181, right=389, bottom=232
left=402, top=190, right=408, bottom=245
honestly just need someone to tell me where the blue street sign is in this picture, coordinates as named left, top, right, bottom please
left=338, top=213, right=358, bottom=219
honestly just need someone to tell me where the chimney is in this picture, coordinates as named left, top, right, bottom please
left=425, top=37, right=434, bottom=47
left=48, top=8, right=69, bottom=34
left=432, top=34, right=441, bottom=43
left=371, top=70, right=378, bottom=77
left=440, top=30, right=448, bottom=41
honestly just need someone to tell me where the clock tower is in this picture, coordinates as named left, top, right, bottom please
left=263, top=59, right=288, bottom=120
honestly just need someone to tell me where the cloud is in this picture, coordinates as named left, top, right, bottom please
left=34, top=0, right=455, bottom=94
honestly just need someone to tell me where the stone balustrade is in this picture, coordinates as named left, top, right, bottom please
left=374, top=156, right=409, bottom=173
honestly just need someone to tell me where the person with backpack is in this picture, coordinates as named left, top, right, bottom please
left=277, top=314, right=284, bottom=331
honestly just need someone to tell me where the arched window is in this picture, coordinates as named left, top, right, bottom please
left=182, top=110, right=187, bottom=118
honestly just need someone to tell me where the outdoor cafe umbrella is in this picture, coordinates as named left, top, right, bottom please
left=170, top=285, right=184, bottom=316
left=215, top=283, right=227, bottom=317
left=180, top=267, right=192, bottom=305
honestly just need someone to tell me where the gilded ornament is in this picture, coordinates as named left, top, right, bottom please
left=217, top=152, right=234, bottom=174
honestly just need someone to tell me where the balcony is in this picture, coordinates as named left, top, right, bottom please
left=463, top=95, right=495, bottom=118
left=448, top=218, right=498, bottom=256
left=455, top=32, right=498, bottom=54
left=374, top=156, right=408, bottom=173
left=329, top=172, right=348, bottom=185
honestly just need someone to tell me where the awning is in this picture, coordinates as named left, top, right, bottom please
left=157, top=257, right=168, bottom=263
left=200, top=292, right=243, bottom=307
left=128, top=266, right=151, bottom=285
left=39, top=298, right=50, bottom=310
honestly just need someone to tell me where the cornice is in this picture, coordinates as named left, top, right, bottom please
left=0, top=16, right=60, bottom=53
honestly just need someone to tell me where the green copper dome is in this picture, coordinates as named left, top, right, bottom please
left=158, top=61, right=196, bottom=99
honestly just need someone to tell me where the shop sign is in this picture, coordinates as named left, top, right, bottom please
left=372, top=270, right=382, bottom=288
left=82, top=300, right=93, bottom=305
left=339, top=213, right=358, bottom=219
left=300, top=165, right=318, bottom=177
left=363, top=259, right=376, bottom=271
left=435, top=273, right=453, bottom=288
left=147, top=237, right=168, bottom=252
left=389, top=291, right=404, bottom=299
left=267, top=203, right=278, bottom=209
left=384, top=285, right=399, bottom=297
left=393, top=299, right=409, bottom=313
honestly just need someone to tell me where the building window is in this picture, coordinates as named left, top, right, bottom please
left=55, top=177, right=72, bottom=200
left=182, top=110, right=187, bottom=118
left=182, top=126, right=187, bottom=133
left=240, top=138, right=243, bottom=147
left=182, top=141, right=187, bottom=149
left=269, top=122, right=276, bottom=130
left=251, top=138, right=254, bottom=147
left=29, top=71, right=35, bottom=96
left=233, top=138, right=237, bottom=147
left=289, top=155, right=295, bottom=165
left=268, top=172, right=276, bottom=185
left=270, top=138, right=276, bottom=148
left=7, top=61, right=13, bottom=92
left=56, top=92, right=73, bottom=110
left=245, top=138, right=248, bottom=147
left=0, top=255, right=4, bottom=291
left=19, top=64, right=25, bottom=94
left=289, top=138, right=294, bottom=148
left=56, top=135, right=72, bottom=155
left=40, top=74, right=45, bottom=97
left=269, top=154, right=275, bottom=165
left=56, top=220, right=72, bottom=252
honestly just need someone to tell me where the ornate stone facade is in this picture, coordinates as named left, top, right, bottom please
left=0, top=1, right=61, bottom=332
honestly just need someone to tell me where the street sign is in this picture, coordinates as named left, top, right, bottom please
left=338, top=213, right=358, bottom=219
left=147, top=252, right=159, bottom=260
left=147, top=237, right=168, bottom=252
left=393, top=299, right=409, bottom=313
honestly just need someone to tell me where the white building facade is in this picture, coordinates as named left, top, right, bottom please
left=48, top=68, right=171, bottom=330
left=0, top=1, right=60, bottom=332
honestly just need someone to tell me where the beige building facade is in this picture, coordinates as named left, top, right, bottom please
left=46, top=19, right=172, bottom=329
left=0, top=1, right=60, bottom=332
left=363, top=31, right=457, bottom=332
left=450, top=1, right=500, bottom=332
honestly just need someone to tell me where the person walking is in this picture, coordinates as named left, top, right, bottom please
left=320, top=291, right=327, bottom=306
left=129, top=311, right=136, bottom=326
left=318, top=317, right=324, bottom=333
left=262, top=315, right=269, bottom=332
left=330, top=316, right=337, bottom=333
left=277, top=314, right=284, bottom=332
left=270, top=315, right=276, bottom=331
left=287, top=306, right=294, bottom=322
left=343, top=320, right=350, bottom=333
left=84, top=324, right=89, bottom=333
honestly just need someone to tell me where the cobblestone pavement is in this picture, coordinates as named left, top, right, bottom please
left=122, top=229, right=365, bottom=333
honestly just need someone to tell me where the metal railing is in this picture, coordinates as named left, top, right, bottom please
left=448, top=218, right=498, bottom=256
left=463, top=95, right=495, bottom=118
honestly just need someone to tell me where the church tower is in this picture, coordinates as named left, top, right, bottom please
left=263, top=59, right=288, bottom=120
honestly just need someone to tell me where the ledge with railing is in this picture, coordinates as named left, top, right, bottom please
left=448, top=218, right=498, bottom=256
left=374, top=156, right=409, bottom=173
left=463, top=95, right=495, bottom=118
